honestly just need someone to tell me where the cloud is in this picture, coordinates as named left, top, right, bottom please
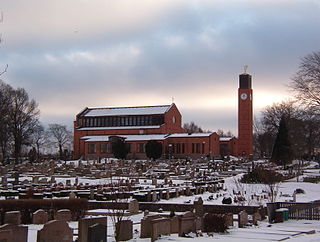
left=1, top=0, right=320, bottom=132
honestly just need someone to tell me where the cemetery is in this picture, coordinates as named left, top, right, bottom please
left=0, top=156, right=319, bottom=241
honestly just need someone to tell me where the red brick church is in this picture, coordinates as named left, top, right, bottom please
left=73, top=72, right=253, bottom=159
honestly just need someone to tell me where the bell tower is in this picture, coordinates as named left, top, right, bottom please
left=238, top=68, right=253, bottom=156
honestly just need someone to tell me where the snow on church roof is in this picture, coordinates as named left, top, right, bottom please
left=81, top=105, right=171, bottom=117
left=82, top=134, right=168, bottom=142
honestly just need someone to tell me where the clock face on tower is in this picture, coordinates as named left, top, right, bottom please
left=240, top=93, right=248, bottom=100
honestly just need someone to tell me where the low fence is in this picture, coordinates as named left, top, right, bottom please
left=268, top=201, right=320, bottom=221
left=0, top=199, right=88, bottom=224
left=88, top=201, right=265, bottom=216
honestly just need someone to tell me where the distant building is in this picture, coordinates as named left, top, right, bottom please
left=73, top=72, right=253, bottom=159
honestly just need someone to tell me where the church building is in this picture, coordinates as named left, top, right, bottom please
left=73, top=71, right=253, bottom=159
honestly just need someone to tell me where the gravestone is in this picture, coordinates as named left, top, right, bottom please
left=69, top=192, right=76, bottom=199
left=152, top=178, right=157, bottom=186
left=0, top=230, right=12, bottom=242
left=37, top=220, right=73, bottom=242
left=54, top=209, right=72, bottom=221
left=170, top=216, right=179, bottom=233
left=193, top=197, right=204, bottom=217
left=151, top=218, right=171, bottom=242
left=128, top=199, right=139, bottom=214
left=32, top=176, right=39, bottom=184
left=90, top=189, right=95, bottom=200
left=165, top=190, right=170, bottom=200
left=0, top=224, right=28, bottom=242
left=252, top=211, right=262, bottom=226
left=140, top=215, right=163, bottom=238
left=78, top=216, right=107, bottom=242
left=238, top=210, right=248, bottom=228
left=178, top=212, right=196, bottom=236
left=185, top=187, right=191, bottom=196
left=225, top=213, right=234, bottom=227
left=4, top=211, right=21, bottom=225
left=147, top=191, right=152, bottom=202
left=32, top=209, right=48, bottom=224
left=2, top=175, right=8, bottom=186
left=13, top=172, right=19, bottom=185
left=152, top=191, right=157, bottom=202
left=88, top=223, right=107, bottom=242
left=116, top=220, right=133, bottom=241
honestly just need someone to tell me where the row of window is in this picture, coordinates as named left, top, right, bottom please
left=87, top=142, right=207, bottom=155
left=168, top=143, right=206, bottom=154
left=88, top=143, right=146, bottom=154
left=79, top=115, right=164, bottom=127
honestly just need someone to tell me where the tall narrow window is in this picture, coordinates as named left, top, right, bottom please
left=196, top=143, right=200, bottom=153
left=100, top=144, right=107, bottom=153
left=88, top=144, right=96, bottom=154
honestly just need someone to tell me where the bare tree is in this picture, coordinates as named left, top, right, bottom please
left=216, top=129, right=234, bottom=137
left=8, top=87, right=40, bottom=163
left=0, top=81, right=12, bottom=162
left=291, top=51, right=320, bottom=109
left=48, top=124, right=72, bottom=159
left=30, top=122, right=46, bottom=159
left=183, top=121, right=203, bottom=133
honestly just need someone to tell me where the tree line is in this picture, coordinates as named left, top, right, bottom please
left=0, top=80, right=72, bottom=163
left=254, top=51, right=320, bottom=165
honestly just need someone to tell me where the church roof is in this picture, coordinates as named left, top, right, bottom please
left=79, top=104, right=172, bottom=117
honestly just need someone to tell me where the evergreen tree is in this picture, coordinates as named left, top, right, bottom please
left=110, top=136, right=129, bottom=160
left=145, top=140, right=162, bottom=160
left=271, top=116, right=293, bottom=168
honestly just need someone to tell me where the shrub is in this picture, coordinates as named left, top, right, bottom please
left=203, top=213, right=228, bottom=233
left=241, top=165, right=284, bottom=184
left=222, top=197, right=232, bottom=204
left=303, top=176, right=320, bottom=183
left=295, top=188, right=305, bottom=194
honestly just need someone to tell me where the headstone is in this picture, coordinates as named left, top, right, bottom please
left=252, top=212, right=261, bottom=226
left=128, top=199, right=139, bottom=215
left=4, top=211, right=21, bottom=225
left=32, top=209, right=48, bottom=224
left=178, top=212, right=196, bottom=236
left=151, top=218, right=171, bottom=242
left=54, top=209, right=72, bottom=221
left=69, top=192, right=76, bottom=199
left=152, top=178, right=157, bottom=186
left=0, top=224, right=28, bottom=242
left=152, top=191, right=157, bottom=202
left=193, top=197, right=204, bottom=217
left=88, top=223, right=107, bottom=242
left=32, top=176, right=39, bottom=184
left=225, top=213, right=234, bottom=227
left=0, top=229, right=12, bottom=241
left=13, top=172, right=19, bottom=185
left=185, top=187, right=191, bottom=196
left=195, top=216, right=203, bottom=231
left=116, top=220, right=133, bottom=241
left=238, top=210, right=248, bottom=228
left=147, top=191, right=152, bottom=202
left=170, top=216, right=179, bottom=233
left=140, top=215, right=163, bottom=238
left=90, top=189, right=95, bottom=200
left=37, top=220, right=73, bottom=242
left=2, top=175, right=8, bottom=186
left=165, top=190, right=170, bottom=200
left=78, top=216, right=107, bottom=242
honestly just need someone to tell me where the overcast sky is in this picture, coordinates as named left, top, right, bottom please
left=1, top=0, right=320, bottom=134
